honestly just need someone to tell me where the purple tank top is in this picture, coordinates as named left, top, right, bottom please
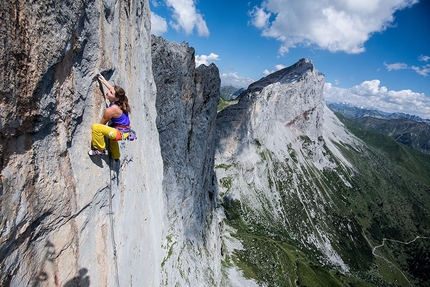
left=109, top=103, right=130, bottom=127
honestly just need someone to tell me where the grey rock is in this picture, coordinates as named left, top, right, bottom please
left=215, top=59, right=359, bottom=280
left=217, top=58, right=325, bottom=160
left=1, top=1, right=163, bottom=286
left=151, top=35, right=222, bottom=286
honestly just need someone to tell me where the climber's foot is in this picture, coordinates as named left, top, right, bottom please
left=88, top=149, right=107, bottom=156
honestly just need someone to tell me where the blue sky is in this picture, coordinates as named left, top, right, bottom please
left=150, top=0, right=430, bottom=119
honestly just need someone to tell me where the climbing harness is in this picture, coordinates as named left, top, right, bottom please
left=112, top=124, right=137, bottom=142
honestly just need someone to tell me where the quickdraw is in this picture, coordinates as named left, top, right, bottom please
left=127, top=130, right=137, bottom=141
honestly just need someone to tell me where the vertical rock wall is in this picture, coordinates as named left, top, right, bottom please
left=215, top=59, right=366, bottom=281
left=0, top=1, right=163, bottom=286
left=151, top=35, right=222, bottom=286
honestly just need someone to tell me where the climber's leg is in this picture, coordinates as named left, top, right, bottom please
left=109, top=139, right=120, bottom=160
left=91, top=124, right=118, bottom=151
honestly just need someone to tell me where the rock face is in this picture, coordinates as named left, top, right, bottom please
left=215, top=59, right=430, bottom=286
left=3, top=1, right=428, bottom=285
left=1, top=1, right=164, bottom=286
left=215, top=59, right=367, bottom=284
left=151, top=35, right=222, bottom=286
left=217, top=59, right=329, bottom=167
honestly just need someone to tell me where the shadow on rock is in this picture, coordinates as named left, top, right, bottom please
left=89, top=153, right=110, bottom=168
left=63, top=268, right=90, bottom=287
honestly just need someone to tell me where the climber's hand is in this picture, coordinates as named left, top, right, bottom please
left=96, top=73, right=113, bottom=90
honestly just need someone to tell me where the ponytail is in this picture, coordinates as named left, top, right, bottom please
left=114, top=86, right=131, bottom=114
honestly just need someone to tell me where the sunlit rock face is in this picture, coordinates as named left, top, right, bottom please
left=217, top=59, right=326, bottom=162
left=1, top=1, right=164, bottom=286
left=151, top=35, right=223, bottom=286
left=215, top=59, right=371, bottom=283
left=4, top=0, right=428, bottom=285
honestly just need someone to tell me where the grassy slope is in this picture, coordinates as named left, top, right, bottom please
left=219, top=113, right=430, bottom=287
left=217, top=97, right=238, bottom=112
left=335, top=113, right=430, bottom=286
left=336, top=114, right=430, bottom=186
left=353, top=116, right=430, bottom=155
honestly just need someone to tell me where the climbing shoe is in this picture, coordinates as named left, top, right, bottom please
left=88, top=149, right=107, bottom=156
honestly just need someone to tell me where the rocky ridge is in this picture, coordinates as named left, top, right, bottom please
left=151, top=35, right=222, bottom=286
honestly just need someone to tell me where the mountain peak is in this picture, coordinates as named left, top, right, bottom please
left=247, top=58, right=317, bottom=93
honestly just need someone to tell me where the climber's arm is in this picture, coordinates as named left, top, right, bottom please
left=100, top=110, right=113, bottom=125
left=100, top=106, right=122, bottom=125
left=97, top=74, right=114, bottom=90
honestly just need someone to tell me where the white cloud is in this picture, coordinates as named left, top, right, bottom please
left=249, top=7, right=271, bottom=29
left=262, top=69, right=271, bottom=76
left=195, top=53, right=220, bottom=67
left=411, top=65, right=430, bottom=76
left=419, top=54, right=430, bottom=62
left=263, top=64, right=287, bottom=75
left=165, top=0, right=209, bottom=36
left=220, top=72, right=255, bottom=88
left=250, top=0, right=418, bottom=54
left=324, top=80, right=430, bottom=119
left=384, top=59, right=430, bottom=76
left=384, top=62, right=408, bottom=71
left=151, top=0, right=160, bottom=8
left=151, top=12, right=168, bottom=36
left=275, top=64, right=286, bottom=70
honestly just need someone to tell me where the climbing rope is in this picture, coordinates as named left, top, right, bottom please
left=108, top=157, right=121, bottom=287
left=97, top=76, right=121, bottom=286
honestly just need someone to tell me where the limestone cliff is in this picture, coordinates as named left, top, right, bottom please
left=216, top=59, right=430, bottom=286
left=217, top=59, right=326, bottom=160
left=215, top=59, right=359, bottom=282
left=151, top=35, right=222, bottom=286
left=1, top=0, right=163, bottom=286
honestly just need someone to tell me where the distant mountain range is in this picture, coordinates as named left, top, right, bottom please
left=327, top=102, right=430, bottom=125
left=220, top=85, right=245, bottom=101
left=328, top=102, right=430, bottom=154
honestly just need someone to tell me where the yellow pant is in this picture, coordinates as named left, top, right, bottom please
left=91, top=124, right=120, bottom=159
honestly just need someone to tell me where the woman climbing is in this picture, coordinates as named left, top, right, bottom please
left=89, top=74, right=132, bottom=159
